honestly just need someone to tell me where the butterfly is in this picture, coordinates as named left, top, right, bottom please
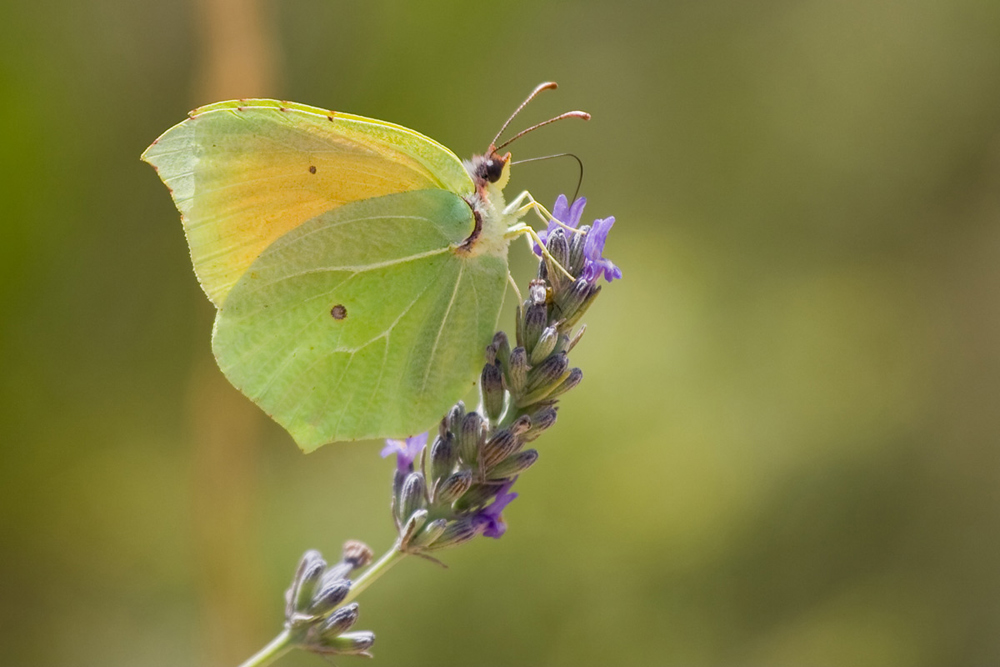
left=142, top=82, right=588, bottom=451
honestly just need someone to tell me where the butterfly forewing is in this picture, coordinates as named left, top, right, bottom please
left=142, top=99, right=474, bottom=305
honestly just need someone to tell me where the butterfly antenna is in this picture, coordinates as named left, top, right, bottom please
left=489, top=81, right=559, bottom=150
left=511, top=153, right=585, bottom=203
left=495, top=111, right=591, bottom=152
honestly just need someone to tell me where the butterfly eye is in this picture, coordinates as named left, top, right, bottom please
left=484, top=158, right=505, bottom=183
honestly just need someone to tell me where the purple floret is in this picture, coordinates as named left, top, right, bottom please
left=581, top=216, right=622, bottom=284
left=475, top=480, right=519, bottom=539
left=380, top=433, right=428, bottom=472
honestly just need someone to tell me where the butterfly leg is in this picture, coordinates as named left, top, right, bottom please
left=504, top=222, right=575, bottom=280
left=505, top=191, right=587, bottom=236
left=506, top=271, right=523, bottom=303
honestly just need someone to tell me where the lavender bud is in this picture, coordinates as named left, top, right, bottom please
left=323, top=630, right=376, bottom=656
left=455, top=483, right=500, bottom=509
left=524, top=406, right=558, bottom=441
left=429, top=518, right=481, bottom=550
left=488, top=449, right=539, bottom=479
left=434, top=469, right=473, bottom=504
left=553, top=333, right=571, bottom=356
left=507, top=347, right=528, bottom=395
left=530, top=326, right=559, bottom=364
left=409, top=518, right=448, bottom=549
left=562, top=284, right=601, bottom=329
left=482, top=429, right=520, bottom=469
left=293, top=557, right=326, bottom=614
left=546, top=228, right=570, bottom=267
left=398, top=472, right=426, bottom=524
left=458, top=412, right=483, bottom=464
left=481, top=362, right=505, bottom=422
left=320, top=602, right=360, bottom=637
left=545, top=367, right=583, bottom=400
left=309, top=578, right=352, bottom=615
left=446, top=401, right=465, bottom=436
left=321, top=563, right=352, bottom=587
left=569, top=224, right=589, bottom=274
left=545, top=230, right=571, bottom=291
left=341, top=540, right=373, bottom=570
left=429, top=433, right=456, bottom=483
left=510, top=414, right=532, bottom=436
left=287, top=550, right=324, bottom=618
left=555, top=277, right=592, bottom=320
left=526, top=351, right=569, bottom=393
left=493, top=331, right=511, bottom=377
left=392, top=468, right=406, bottom=505
left=400, top=509, right=428, bottom=547
left=523, top=303, right=547, bottom=353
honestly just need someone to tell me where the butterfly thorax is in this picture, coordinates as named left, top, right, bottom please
left=459, top=151, right=520, bottom=259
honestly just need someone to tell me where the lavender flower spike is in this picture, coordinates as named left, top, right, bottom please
left=380, top=433, right=428, bottom=472
left=533, top=194, right=587, bottom=256
left=474, top=480, right=519, bottom=539
left=582, top=216, right=622, bottom=284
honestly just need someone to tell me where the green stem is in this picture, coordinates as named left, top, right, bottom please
left=341, top=541, right=406, bottom=606
left=237, top=628, right=295, bottom=667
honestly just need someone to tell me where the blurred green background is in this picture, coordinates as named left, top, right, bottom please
left=3, top=0, right=1000, bottom=665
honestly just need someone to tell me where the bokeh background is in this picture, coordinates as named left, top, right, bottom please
left=3, top=0, right=1000, bottom=665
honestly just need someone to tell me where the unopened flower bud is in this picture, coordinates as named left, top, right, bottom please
left=568, top=224, right=589, bottom=274
left=429, top=518, right=481, bottom=550
left=488, top=449, right=539, bottom=479
left=292, top=556, right=326, bottom=614
left=482, top=429, right=520, bottom=468
left=555, top=277, right=592, bottom=320
left=397, top=472, right=426, bottom=524
left=309, top=578, right=352, bottom=615
left=524, top=406, right=558, bottom=441
left=455, top=483, right=501, bottom=510
left=546, top=228, right=570, bottom=267
left=523, top=303, right=547, bottom=353
left=287, top=550, right=324, bottom=618
left=323, top=630, right=376, bottom=656
left=446, top=401, right=465, bottom=436
left=526, top=351, right=569, bottom=393
left=481, top=362, right=505, bottom=422
left=320, top=602, right=359, bottom=638
left=545, top=367, right=583, bottom=400
left=562, top=284, right=601, bottom=329
left=493, top=331, right=511, bottom=377
left=509, top=414, right=532, bottom=436
left=434, top=470, right=473, bottom=505
left=392, top=468, right=406, bottom=507
left=429, top=433, right=456, bottom=483
left=341, top=540, right=373, bottom=570
left=409, top=518, right=448, bottom=549
left=530, top=326, right=559, bottom=364
left=458, top=412, right=483, bottom=464
left=400, top=509, right=428, bottom=546
left=507, top=347, right=528, bottom=395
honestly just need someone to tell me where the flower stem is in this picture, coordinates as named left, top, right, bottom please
left=237, top=628, right=295, bottom=667
left=341, top=541, right=406, bottom=606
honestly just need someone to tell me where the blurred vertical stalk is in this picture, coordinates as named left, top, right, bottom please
left=194, top=0, right=281, bottom=103
left=189, top=0, right=281, bottom=663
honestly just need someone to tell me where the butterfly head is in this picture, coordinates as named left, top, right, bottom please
left=469, top=151, right=512, bottom=190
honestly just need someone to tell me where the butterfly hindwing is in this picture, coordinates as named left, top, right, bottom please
left=212, top=189, right=508, bottom=450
